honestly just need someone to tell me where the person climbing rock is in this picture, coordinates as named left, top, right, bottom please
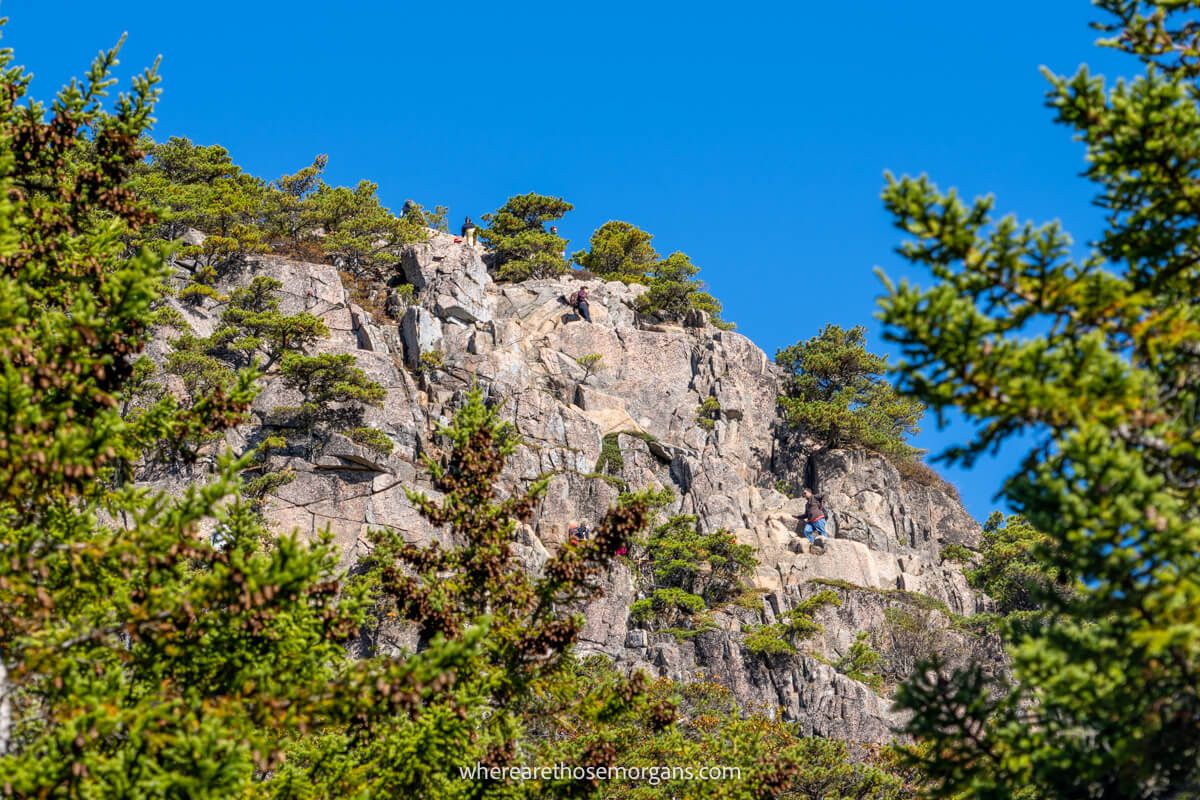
left=800, top=488, right=829, bottom=549
left=462, top=216, right=477, bottom=246
left=568, top=520, right=583, bottom=544
left=571, top=285, right=592, bottom=323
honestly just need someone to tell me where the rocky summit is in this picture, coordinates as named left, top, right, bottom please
left=145, top=231, right=996, bottom=745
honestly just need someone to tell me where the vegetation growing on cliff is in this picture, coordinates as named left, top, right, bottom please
left=776, top=324, right=924, bottom=460
left=572, top=219, right=733, bottom=327
left=881, top=1, right=1200, bottom=793
left=0, top=33, right=371, bottom=796
left=128, top=137, right=431, bottom=299
left=522, top=661, right=921, bottom=799
left=0, top=33, right=669, bottom=796
left=479, top=192, right=573, bottom=281
left=741, top=590, right=842, bottom=657
left=630, top=511, right=757, bottom=637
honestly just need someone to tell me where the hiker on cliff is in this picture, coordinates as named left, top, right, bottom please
left=571, top=285, right=592, bottom=323
left=800, top=488, right=829, bottom=547
left=461, top=216, right=477, bottom=246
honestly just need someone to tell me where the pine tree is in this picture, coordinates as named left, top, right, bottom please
left=305, top=179, right=427, bottom=278
left=271, top=388, right=659, bottom=796
left=480, top=192, right=573, bottom=281
left=265, top=153, right=328, bottom=250
left=208, top=275, right=329, bottom=369
left=636, top=251, right=728, bottom=326
left=572, top=220, right=659, bottom=280
left=776, top=325, right=923, bottom=459
left=0, top=32, right=660, bottom=797
left=0, top=31, right=373, bottom=796
left=880, top=1, right=1200, bottom=794
left=127, top=136, right=272, bottom=295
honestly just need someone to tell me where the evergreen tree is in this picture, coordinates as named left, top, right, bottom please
left=636, top=251, right=728, bottom=326
left=265, top=153, right=328, bottom=250
left=524, top=662, right=918, bottom=799
left=480, top=192, right=573, bottom=281
left=573, top=220, right=659, bottom=280
left=776, top=325, right=923, bottom=459
left=304, top=179, right=427, bottom=278
left=0, top=32, right=373, bottom=796
left=969, top=513, right=1066, bottom=618
left=208, top=275, right=329, bottom=369
left=274, top=387, right=659, bottom=796
left=127, top=137, right=271, bottom=295
left=881, top=1, right=1200, bottom=794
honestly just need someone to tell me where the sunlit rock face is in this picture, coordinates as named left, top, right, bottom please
left=145, top=232, right=994, bottom=743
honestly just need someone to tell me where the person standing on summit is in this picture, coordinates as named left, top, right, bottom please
left=461, top=216, right=477, bottom=246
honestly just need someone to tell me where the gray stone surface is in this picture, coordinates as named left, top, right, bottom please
left=139, top=239, right=993, bottom=744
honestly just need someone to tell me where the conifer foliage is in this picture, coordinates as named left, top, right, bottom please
left=480, top=192, right=573, bottom=281
left=776, top=324, right=923, bottom=459
left=128, top=136, right=430, bottom=299
left=0, top=30, right=367, bottom=797
left=0, top=30, right=652, bottom=799
left=880, top=1, right=1200, bottom=794
left=573, top=220, right=731, bottom=327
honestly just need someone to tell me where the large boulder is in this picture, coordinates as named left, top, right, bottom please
left=400, top=231, right=492, bottom=324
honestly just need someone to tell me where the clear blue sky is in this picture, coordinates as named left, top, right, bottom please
left=1, top=1, right=1133, bottom=522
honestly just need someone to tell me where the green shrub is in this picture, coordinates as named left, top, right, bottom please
left=642, top=514, right=757, bottom=606
left=178, top=281, right=221, bottom=305
left=695, top=395, right=721, bottom=430
left=773, top=479, right=800, bottom=498
left=968, top=512, right=1067, bottom=615
left=571, top=220, right=658, bottom=281
left=836, top=631, right=884, bottom=690
left=419, top=349, right=444, bottom=371
left=783, top=590, right=842, bottom=638
left=394, top=283, right=416, bottom=305
left=742, top=590, right=840, bottom=658
left=635, top=251, right=729, bottom=327
left=595, top=432, right=624, bottom=474
left=348, top=426, right=394, bottom=455
left=742, top=624, right=796, bottom=656
left=575, top=352, right=605, bottom=382
left=733, top=588, right=768, bottom=611
left=940, top=543, right=976, bottom=564
left=631, top=588, right=708, bottom=629
left=149, top=304, right=189, bottom=330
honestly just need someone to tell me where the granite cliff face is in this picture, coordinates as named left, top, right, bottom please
left=148, top=232, right=995, bottom=744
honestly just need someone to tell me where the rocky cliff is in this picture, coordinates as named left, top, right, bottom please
left=147, top=232, right=996, bottom=745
